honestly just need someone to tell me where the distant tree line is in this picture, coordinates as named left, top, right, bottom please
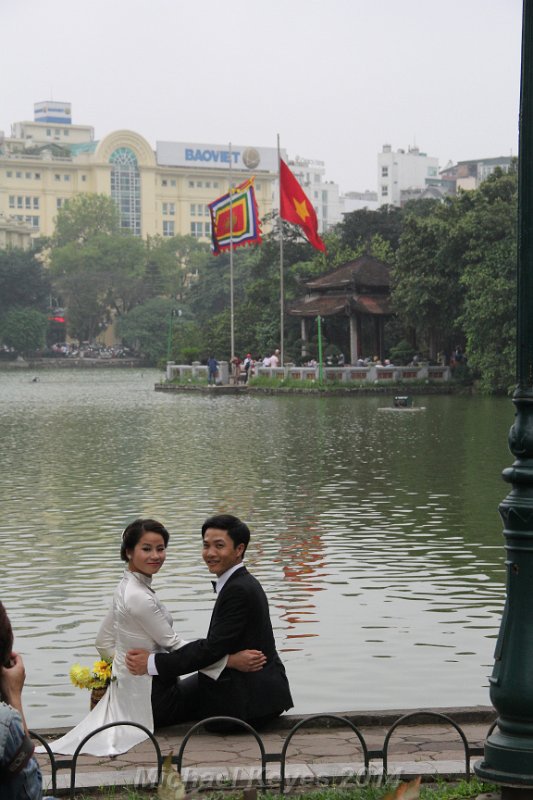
left=0, top=166, right=517, bottom=393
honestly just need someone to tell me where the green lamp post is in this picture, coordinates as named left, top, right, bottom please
left=475, top=2, right=533, bottom=795
left=316, top=315, right=324, bottom=384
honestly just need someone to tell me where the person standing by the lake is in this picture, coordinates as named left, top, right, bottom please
left=126, top=513, right=293, bottom=730
left=243, top=353, right=253, bottom=382
left=36, top=519, right=262, bottom=756
left=207, top=355, right=218, bottom=385
left=230, top=355, right=242, bottom=383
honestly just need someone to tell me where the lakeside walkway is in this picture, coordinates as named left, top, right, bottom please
left=33, top=706, right=495, bottom=795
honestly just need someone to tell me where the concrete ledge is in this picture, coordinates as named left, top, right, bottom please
left=160, top=705, right=495, bottom=734
left=34, top=705, right=496, bottom=739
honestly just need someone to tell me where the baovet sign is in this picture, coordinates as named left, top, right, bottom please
left=156, top=141, right=281, bottom=173
left=185, top=147, right=240, bottom=164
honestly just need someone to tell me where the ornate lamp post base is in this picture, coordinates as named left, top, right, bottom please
left=474, top=389, right=533, bottom=793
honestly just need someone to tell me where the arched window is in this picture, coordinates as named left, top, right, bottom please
left=109, top=147, right=141, bottom=235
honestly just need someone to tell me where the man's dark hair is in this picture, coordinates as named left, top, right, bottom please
left=201, top=514, right=250, bottom=554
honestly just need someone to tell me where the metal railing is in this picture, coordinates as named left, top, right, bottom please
left=31, top=710, right=492, bottom=798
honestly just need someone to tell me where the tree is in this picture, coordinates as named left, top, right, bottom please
left=144, top=235, right=211, bottom=300
left=0, top=248, right=51, bottom=318
left=1, top=308, right=48, bottom=354
left=49, top=193, right=149, bottom=340
left=117, top=297, right=181, bottom=363
left=392, top=199, right=468, bottom=358
left=50, top=234, right=147, bottom=341
left=459, top=167, right=517, bottom=392
left=185, top=223, right=320, bottom=359
left=391, top=166, right=517, bottom=390
left=52, top=194, right=120, bottom=246
left=336, top=204, right=406, bottom=252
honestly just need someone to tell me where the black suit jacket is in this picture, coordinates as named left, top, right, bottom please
left=154, top=566, right=293, bottom=720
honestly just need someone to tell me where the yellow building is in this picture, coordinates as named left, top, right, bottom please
left=0, top=102, right=280, bottom=243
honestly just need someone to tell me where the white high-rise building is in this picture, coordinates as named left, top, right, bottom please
left=288, top=157, right=342, bottom=232
left=378, top=144, right=440, bottom=207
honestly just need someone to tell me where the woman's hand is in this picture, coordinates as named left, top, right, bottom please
left=0, top=651, right=26, bottom=704
left=0, top=652, right=29, bottom=732
left=227, top=649, right=266, bottom=672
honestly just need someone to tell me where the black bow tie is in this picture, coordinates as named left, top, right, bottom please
left=211, top=580, right=217, bottom=593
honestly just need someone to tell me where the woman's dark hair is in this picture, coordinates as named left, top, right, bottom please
left=201, top=514, right=250, bottom=554
left=0, top=602, right=14, bottom=669
left=120, top=519, right=170, bottom=562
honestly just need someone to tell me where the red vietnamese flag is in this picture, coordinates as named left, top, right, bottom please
left=279, top=158, right=326, bottom=253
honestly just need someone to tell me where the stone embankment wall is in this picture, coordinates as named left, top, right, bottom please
left=0, top=357, right=148, bottom=369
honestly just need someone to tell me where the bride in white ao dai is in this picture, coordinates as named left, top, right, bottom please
left=37, top=519, right=227, bottom=756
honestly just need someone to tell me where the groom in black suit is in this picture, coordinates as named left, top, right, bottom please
left=126, top=514, right=293, bottom=728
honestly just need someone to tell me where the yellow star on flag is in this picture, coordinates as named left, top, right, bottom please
left=293, top=197, right=310, bottom=222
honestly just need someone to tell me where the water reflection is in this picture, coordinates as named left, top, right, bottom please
left=0, top=370, right=512, bottom=726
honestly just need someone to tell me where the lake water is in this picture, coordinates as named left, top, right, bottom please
left=0, top=368, right=513, bottom=728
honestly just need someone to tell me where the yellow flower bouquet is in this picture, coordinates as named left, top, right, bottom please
left=70, top=658, right=113, bottom=690
left=70, top=658, right=114, bottom=708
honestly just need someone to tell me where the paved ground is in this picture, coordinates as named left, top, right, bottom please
left=33, top=706, right=496, bottom=795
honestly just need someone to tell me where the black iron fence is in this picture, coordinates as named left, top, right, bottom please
left=31, top=711, right=496, bottom=799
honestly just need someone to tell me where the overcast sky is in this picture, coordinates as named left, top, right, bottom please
left=1, top=0, right=523, bottom=193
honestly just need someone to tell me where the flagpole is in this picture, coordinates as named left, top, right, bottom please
left=229, top=142, right=235, bottom=361
left=277, top=134, right=284, bottom=366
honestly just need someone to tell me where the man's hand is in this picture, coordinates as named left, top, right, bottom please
left=227, top=649, right=266, bottom=672
left=125, top=649, right=150, bottom=675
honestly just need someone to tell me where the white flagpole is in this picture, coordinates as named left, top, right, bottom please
left=277, top=134, right=284, bottom=366
left=229, top=142, right=235, bottom=361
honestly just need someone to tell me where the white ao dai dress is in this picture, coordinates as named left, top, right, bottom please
left=37, top=569, right=224, bottom=756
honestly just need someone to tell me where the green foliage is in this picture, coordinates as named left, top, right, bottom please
left=171, top=320, right=205, bottom=363
left=392, top=198, right=468, bottom=358
left=144, top=235, right=212, bottom=300
left=337, top=204, right=406, bottom=252
left=38, top=170, right=519, bottom=393
left=0, top=248, right=51, bottom=318
left=453, top=167, right=517, bottom=392
left=76, top=777, right=496, bottom=800
left=1, top=307, right=48, bottom=353
left=451, top=361, right=474, bottom=386
left=185, top=224, right=334, bottom=360
left=53, top=193, right=120, bottom=246
left=0, top=248, right=52, bottom=352
left=50, top=233, right=147, bottom=340
left=390, top=168, right=518, bottom=391
left=389, top=339, right=416, bottom=365
left=116, top=297, right=177, bottom=363
left=49, top=203, right=210, bottom=342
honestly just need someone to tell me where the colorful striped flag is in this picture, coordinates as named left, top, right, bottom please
left=208, top=177, right=262, bottom=255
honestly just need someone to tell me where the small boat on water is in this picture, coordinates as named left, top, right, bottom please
left=378, top=395, right=426, bottom=412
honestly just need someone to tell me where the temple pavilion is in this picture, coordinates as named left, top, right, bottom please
left=288, top=255, right=392, bottom=364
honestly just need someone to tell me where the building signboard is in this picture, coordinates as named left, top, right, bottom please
left=156, top=141, right=282, bottom=173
